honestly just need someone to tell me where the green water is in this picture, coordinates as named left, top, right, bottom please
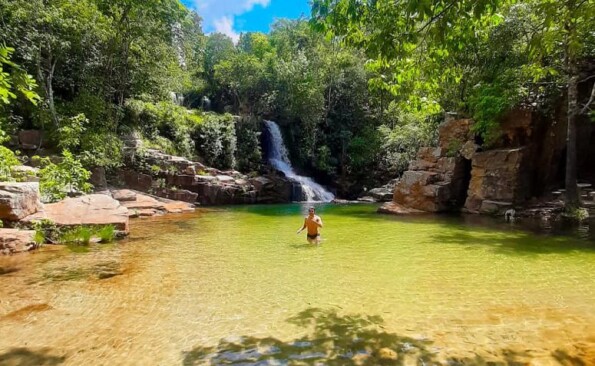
left=1, top=204, right=594, bottom=365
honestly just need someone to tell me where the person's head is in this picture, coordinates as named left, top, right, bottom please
left=308, top=207, right=315, bottom=216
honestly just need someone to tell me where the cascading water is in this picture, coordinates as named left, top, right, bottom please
left=264, top=121, right=335, bottom=202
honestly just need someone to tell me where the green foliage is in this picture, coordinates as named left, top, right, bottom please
left=39, top=150, right=92, bottom=203
left=235, top=117, right=262, bottom=173
left=378, top=109, right=440, bottom=176
left=0, top=146, right=20, bottom=182
left=96, top=225, right=116, bottom=243
left=32, top=219, right=61, bottom=244
left=0, top=45, right=40, bottom=105
left=192, top=113, right=237, bottom=169
left=125, top=99, right=197, bottom=157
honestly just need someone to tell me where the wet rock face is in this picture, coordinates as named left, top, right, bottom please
left=464, top=148, right=530, bottom=214
left=0, top=182, right=43, bottom=221
left=0, top=229, right=37, bottom=254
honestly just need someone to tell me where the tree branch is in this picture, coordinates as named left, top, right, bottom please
left=579, top=82, right=595, bottom=115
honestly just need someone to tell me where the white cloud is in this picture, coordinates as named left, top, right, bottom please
left=213, top=16, right=240, bottom=43
left=193, top=0, right=272, bottom=42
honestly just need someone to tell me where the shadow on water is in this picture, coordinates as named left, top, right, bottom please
left=181, top=308, right=569, bottom=366
left=430, top=220, right=595, bottom=256
left=0, top=348, right=65, bottom=366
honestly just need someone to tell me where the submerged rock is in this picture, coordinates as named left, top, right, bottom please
left=0, top=229, right=37, bottom=254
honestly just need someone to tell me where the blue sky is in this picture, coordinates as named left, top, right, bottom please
left=182, top=0, right=311, bottom=42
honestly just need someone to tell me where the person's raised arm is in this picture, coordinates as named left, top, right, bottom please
left=297, top=218, right=307, bottom=234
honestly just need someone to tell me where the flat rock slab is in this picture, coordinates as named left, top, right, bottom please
left=377, top=202, right=425, bottom=215
left=0, top=229, right=37, bottom=254
left=116, top=191, right=195, bottom=217
left=24, top=194, right=129, bottom=233
left=162, top=201, right=195, bottom=214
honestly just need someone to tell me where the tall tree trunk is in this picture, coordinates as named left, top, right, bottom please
left=565, top=72, right=579, bottom=209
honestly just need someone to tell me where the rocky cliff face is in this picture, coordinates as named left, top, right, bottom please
left=380, top=106, right=595, bottom=215
left=117, top=149, right=295, bottom=205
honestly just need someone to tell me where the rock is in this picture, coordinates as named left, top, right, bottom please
left=90, top=167, right=107, bottom=190
left=460, top=140, right=479, bottom=160
left=120, top=193, right=164, bottom=211
left=464, top=148, right=530, bottom=213
left=358, top=196, right=377, bottom=203
left=479, top=200, right=513, bottom=214
left=378, top=202, right=425, bottom=215
left=117, top=170, right=153, bottom=192
left=162, top=201, right=195, bottom=214
left=216, top=175, right=235, bottom=183
left=112, top=189, right=137, bottom=202
left=24, top=194, right=130, bottom=233
left=392, top=156, right=468, bottom=212
left=438, top=117, right=473, bottom=152
left=0, top=229, right=37, bottom=254
left=249, top=176, right=272, bottom=191
left=0, top=182, right=43, bottom=221
left=351, top=353, right=371, bottom=366
left=18, top=130, right=42, bottom=150
left=367, top=187, right=394, bottom=202
left=375, top=347, right=398, bottom=361
left=184, top=165, right=196, bottom=175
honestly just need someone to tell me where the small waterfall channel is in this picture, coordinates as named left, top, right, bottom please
left=264, top=121, right=335, bottom=202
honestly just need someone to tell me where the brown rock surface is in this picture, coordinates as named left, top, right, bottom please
left=378, top=202, right=425, bottom=215
left=113, top=190, right=195, bottom=217
left=0, top=182, right=43, bottom=221
left=0, top=229, right=37, bottom=254
left=464, top=148, right=529, bottom=213
left=24, top=194, right=130, bottom=233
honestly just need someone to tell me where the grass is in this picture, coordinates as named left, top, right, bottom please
left=96, top=225, right=116, bottom=243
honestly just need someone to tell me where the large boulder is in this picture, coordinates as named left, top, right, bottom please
left=24, top=194, right=130, bottom=233
left=0, top=182, right=43, bottom=221
left=0, top=229, right=37, bottom=254
left=464, top=147, right=530, bottom=213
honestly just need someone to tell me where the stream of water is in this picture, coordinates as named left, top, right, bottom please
left=1, top=204, right=594, bottom=365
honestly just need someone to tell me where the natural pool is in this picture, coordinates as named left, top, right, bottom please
left=1, top=204, right=594, bottom=365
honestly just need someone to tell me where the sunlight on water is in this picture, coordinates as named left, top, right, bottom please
left=1, top=204, right=594, bottom=365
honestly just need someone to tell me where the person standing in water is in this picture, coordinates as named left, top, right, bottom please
left=297, top=207, right=323, bottom=244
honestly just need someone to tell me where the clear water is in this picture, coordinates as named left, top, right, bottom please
left=1, top=204, right=594, bottom=365
left=264, top=121, right=334, bottom=202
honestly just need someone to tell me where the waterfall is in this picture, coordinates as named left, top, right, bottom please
left=264, top=121, right=335, bottom=202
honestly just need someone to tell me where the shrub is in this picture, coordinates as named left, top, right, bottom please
left=192, top=113, right=237, bottom=169
left=125, top=99, right=196, bottom=157
left=39, top=150, right=93, bottom=203
left=235, top=117, right=262, bottom=173
left=0, top=145, right=19, bottom=182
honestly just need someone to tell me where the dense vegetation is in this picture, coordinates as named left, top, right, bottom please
left=1, top=0, right=593, bottom=201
